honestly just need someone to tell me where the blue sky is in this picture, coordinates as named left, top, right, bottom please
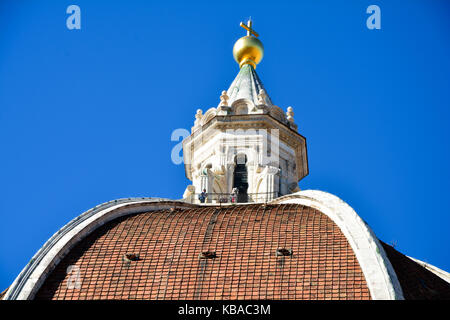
left=1, top=0, right=449, bottom=291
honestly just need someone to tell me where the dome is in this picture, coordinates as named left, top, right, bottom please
left=35, top=201, right=371, bottom=300
left=3, top=191, right=450, bottom=300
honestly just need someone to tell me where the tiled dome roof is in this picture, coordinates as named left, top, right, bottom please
left=4, top=191, right=449, bottom=300
left=35, top=204, right=370, bottom=300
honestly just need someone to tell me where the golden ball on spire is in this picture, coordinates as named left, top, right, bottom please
left=233, top=35, right=264, bottom=69
left=233, top=20, right=263, bottom=68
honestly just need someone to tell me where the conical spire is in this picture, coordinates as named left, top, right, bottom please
left=223, top=64, right=273, bottom=107
left=222, top=19, right=272, bottom=108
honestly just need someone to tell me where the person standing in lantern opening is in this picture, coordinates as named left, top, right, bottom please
left=199, top=189, right=207, bottom=203
left=231, top=187, right=239, bottom=203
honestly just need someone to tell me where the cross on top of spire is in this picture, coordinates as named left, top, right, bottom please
left=239, top=19, right=259, bottom=37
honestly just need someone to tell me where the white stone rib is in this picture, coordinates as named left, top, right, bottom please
left=271, top=190, right=404, bottom=300
left=3, top=198, right=194, bottom=300
left=407, top=256, right=450, bottom=283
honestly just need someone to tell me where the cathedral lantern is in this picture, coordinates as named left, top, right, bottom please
left=182, top=20, right=308, bottom=203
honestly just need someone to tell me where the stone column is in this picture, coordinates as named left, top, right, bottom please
left=226, top=163, right=235, bottom=194
left=264, top=166, right=280, bottom=201
left=200, top=173, right=208, bottom=193
left=246, top=162, right=256, bottom=198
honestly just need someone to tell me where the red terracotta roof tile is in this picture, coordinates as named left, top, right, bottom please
left=35, top=204, right=371, bottom=300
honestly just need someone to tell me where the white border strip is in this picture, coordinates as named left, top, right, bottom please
left=271, top=190, right=404, bottom=300
left=407, top=256, right=450, bottom=283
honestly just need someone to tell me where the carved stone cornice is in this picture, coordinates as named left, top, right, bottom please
left=183, top=113, right=308, bottom=182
